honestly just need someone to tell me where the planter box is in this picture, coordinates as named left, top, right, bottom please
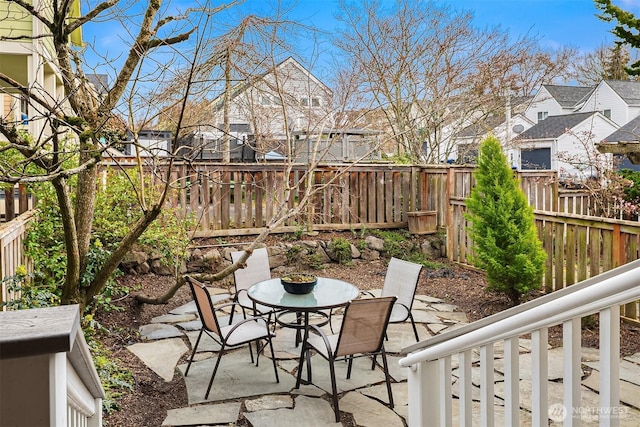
left=407, top=211, right=437, bottom=234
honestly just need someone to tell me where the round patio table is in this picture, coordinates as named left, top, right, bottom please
left=248, top=277, right=359, bottom=378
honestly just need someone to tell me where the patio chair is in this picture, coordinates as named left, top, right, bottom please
left=230, top=247, right=273, bottom=323
left=295, top=296, right=397, bottom=422
left=365, top=257, right=423, bottom=341
left=184, top=275, right=279, bottom=400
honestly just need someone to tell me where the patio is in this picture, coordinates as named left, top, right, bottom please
left=128, top=285, right=640, bottom=426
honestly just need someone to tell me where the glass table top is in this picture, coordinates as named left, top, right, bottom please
left=248, top=277, right=359, bottom=311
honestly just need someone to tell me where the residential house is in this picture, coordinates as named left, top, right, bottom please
left=578, top=80, right=640, bottom=126
left=203, top=57, right=333, bottom=159
left=524, top=84, right=593, bottom=124
left=0, top=0, right=81, bottom=141
left=513, top=111, right=618, bottom=181
left=450, top=96, right=533, bottom=165
left=180, top=56, right=379, bottom=163
left=598, top=114, right=640, bottom=169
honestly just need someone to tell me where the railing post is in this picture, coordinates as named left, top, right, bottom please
left=459, top=350, right=473, bottom=427
left=406, top=359, right=445, bottom=427
left=563, top=317, right=582, bottom=427
left=504, top=337, right=520, bottom=426
left=479, top=344, right=494, bottom=426
left=532, top=328, right=549, bottom=427
left=599, top=306, right=620, bottom=427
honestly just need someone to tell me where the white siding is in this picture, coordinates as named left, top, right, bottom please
left=524, top=87, right=564, bottom=123
left=554, top=114, right=616, bottom=179
left=579, top=82, right=629, bottom=126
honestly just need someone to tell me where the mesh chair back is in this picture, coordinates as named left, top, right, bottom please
left=334, top=296, right=396, bottom=358
left=381, top=258, right=422, bottom=317
left=231, top=248, right=271, bottom=306
left=186, top=276, right=221, bottom=336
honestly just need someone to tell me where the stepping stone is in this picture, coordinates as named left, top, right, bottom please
left=176, top=319, right=202, bottom=331
left=340, top=391, right=404, bottom=427
left=243, top=395, right=341, bottom=427
left=169, top=292, right=230, bottom=315
left=184, top=330, right=222, bottom=352
left=494, top=347, right=576, bottom=381
left=582, top=369, right=640, bottom=410
left=624, top=352, right=640, bottom=365
left=430, top=303, right=458, bottom=312
left=291, top=384, right=326, bottom=397
left=301, top=353, right=388, bottom=395
left=162, top=402, right=241, bottom=426
left=411, top=310, right=443, bottom=324
left=428, top=323, right=449, bottom=334
left=384, top=323, right=429, bottom=353
left=359, top=382, right=408, bottom=406
left=151, top=313, right=196, bottom=324
left=139, top=323, right=183, bottom=340
left=434, top=311, right=469, bottom=323
left=177, top=352, right=295, bottom=405
left=583, top=360, right=640, bottom=386
left=127, top=338, right=188, bottom=382
left=414, top=295, right=443, bottom=303
left=245, top=394, right=293, bottom=411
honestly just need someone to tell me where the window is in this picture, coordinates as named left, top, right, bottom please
left=261, top=95, right=271, bottom=106
left=603, top=109, right=612, bottom=119
left=20, top=96, right=28, bottom=125
left=537, top=111, right=548, bottom=121
left=301, top=97, right=320, bottom=107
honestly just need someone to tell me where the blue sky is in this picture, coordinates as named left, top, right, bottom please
left=234, top=0, right=640, bottom=53
left=83, top=0, right=640, bottom=81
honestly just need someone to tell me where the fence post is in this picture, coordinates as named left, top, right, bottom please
left=446, top=167, right=455, bottom=261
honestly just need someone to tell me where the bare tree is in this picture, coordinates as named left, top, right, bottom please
left=332, top=0, right=576, bottom=163
left=0, top=0, right=381, bottom=310
left=574, top=43, right=635, bottom=86
left=0, top=0, right=247, bottom=311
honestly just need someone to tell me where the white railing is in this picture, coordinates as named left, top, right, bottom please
left=399, top=258, right=640, bottom=427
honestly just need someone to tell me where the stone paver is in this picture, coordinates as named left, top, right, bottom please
left=340, top=391, right=404, bottom=427
left=127, top=289, right=639, bottom=426
left=127, top=338, right=188, bottom=382
left=243, top=395, right=341, bottom=427
left=139, top=323, right=184, bottom=340
left=162, top=402, right=240, bottom=426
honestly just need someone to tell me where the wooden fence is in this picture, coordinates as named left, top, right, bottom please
left=0, top=184, right=34, bottom=223
left=0, top=211, right=34, bottom=307
left=2, top=163, right=639, bottom=322
left=147, top=162, right=451, bottom=236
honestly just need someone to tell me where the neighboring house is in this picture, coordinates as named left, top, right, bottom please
left=208, top=56, right=334, bottom=149
left=577, top=80, right=640, bottom=126
left=452, top=112, right=535, bottom=166
left=513, top=111, right=618, bottom=181
left=449, top=96, right=533, bottom=165
left=123, top=130, right=172, bottom=157
left=524, top=84, right=593, bottom=124
left=0, top=0, right=81, bottom=141
left=180, top=56, right=380, bottom=163
left=598, top=114, right=640, bottom=169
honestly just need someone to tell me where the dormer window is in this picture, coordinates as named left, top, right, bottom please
left=311, top=97, right=320, bottom=107
left=300, top=97, right=308, bottom=106
left=537, top=111, right=548, bottom=121
left=603, top=109, right=612, bottom=119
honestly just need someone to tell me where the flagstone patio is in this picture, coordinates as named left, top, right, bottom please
left=128, top=286, right=640, bottom=426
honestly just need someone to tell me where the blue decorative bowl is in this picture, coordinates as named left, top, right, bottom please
left=281, top=274, right=317, bottom=294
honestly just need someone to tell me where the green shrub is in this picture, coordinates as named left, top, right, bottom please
left=327, top=237, right=352, bottom=264
left=465, top=135, right=546, bottom=305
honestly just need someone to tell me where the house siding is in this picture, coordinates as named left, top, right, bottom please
left=524, top=87, right=564, bottom=123
left=579, top=82, right=629, bottom=126
left=518, top=114, right=617, bottom=180
left=0, top=1, right=32, bottom=39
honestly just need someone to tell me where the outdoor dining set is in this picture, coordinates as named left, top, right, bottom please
left=183, top=247, right=423, bottom=422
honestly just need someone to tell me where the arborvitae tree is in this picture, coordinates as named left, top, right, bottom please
left=465, top=135, right=546, bottom=305
left=596, top=0, right=640, bottom=76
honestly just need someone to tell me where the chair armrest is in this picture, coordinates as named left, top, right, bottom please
left=307, top=324, right=334, bottom=354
